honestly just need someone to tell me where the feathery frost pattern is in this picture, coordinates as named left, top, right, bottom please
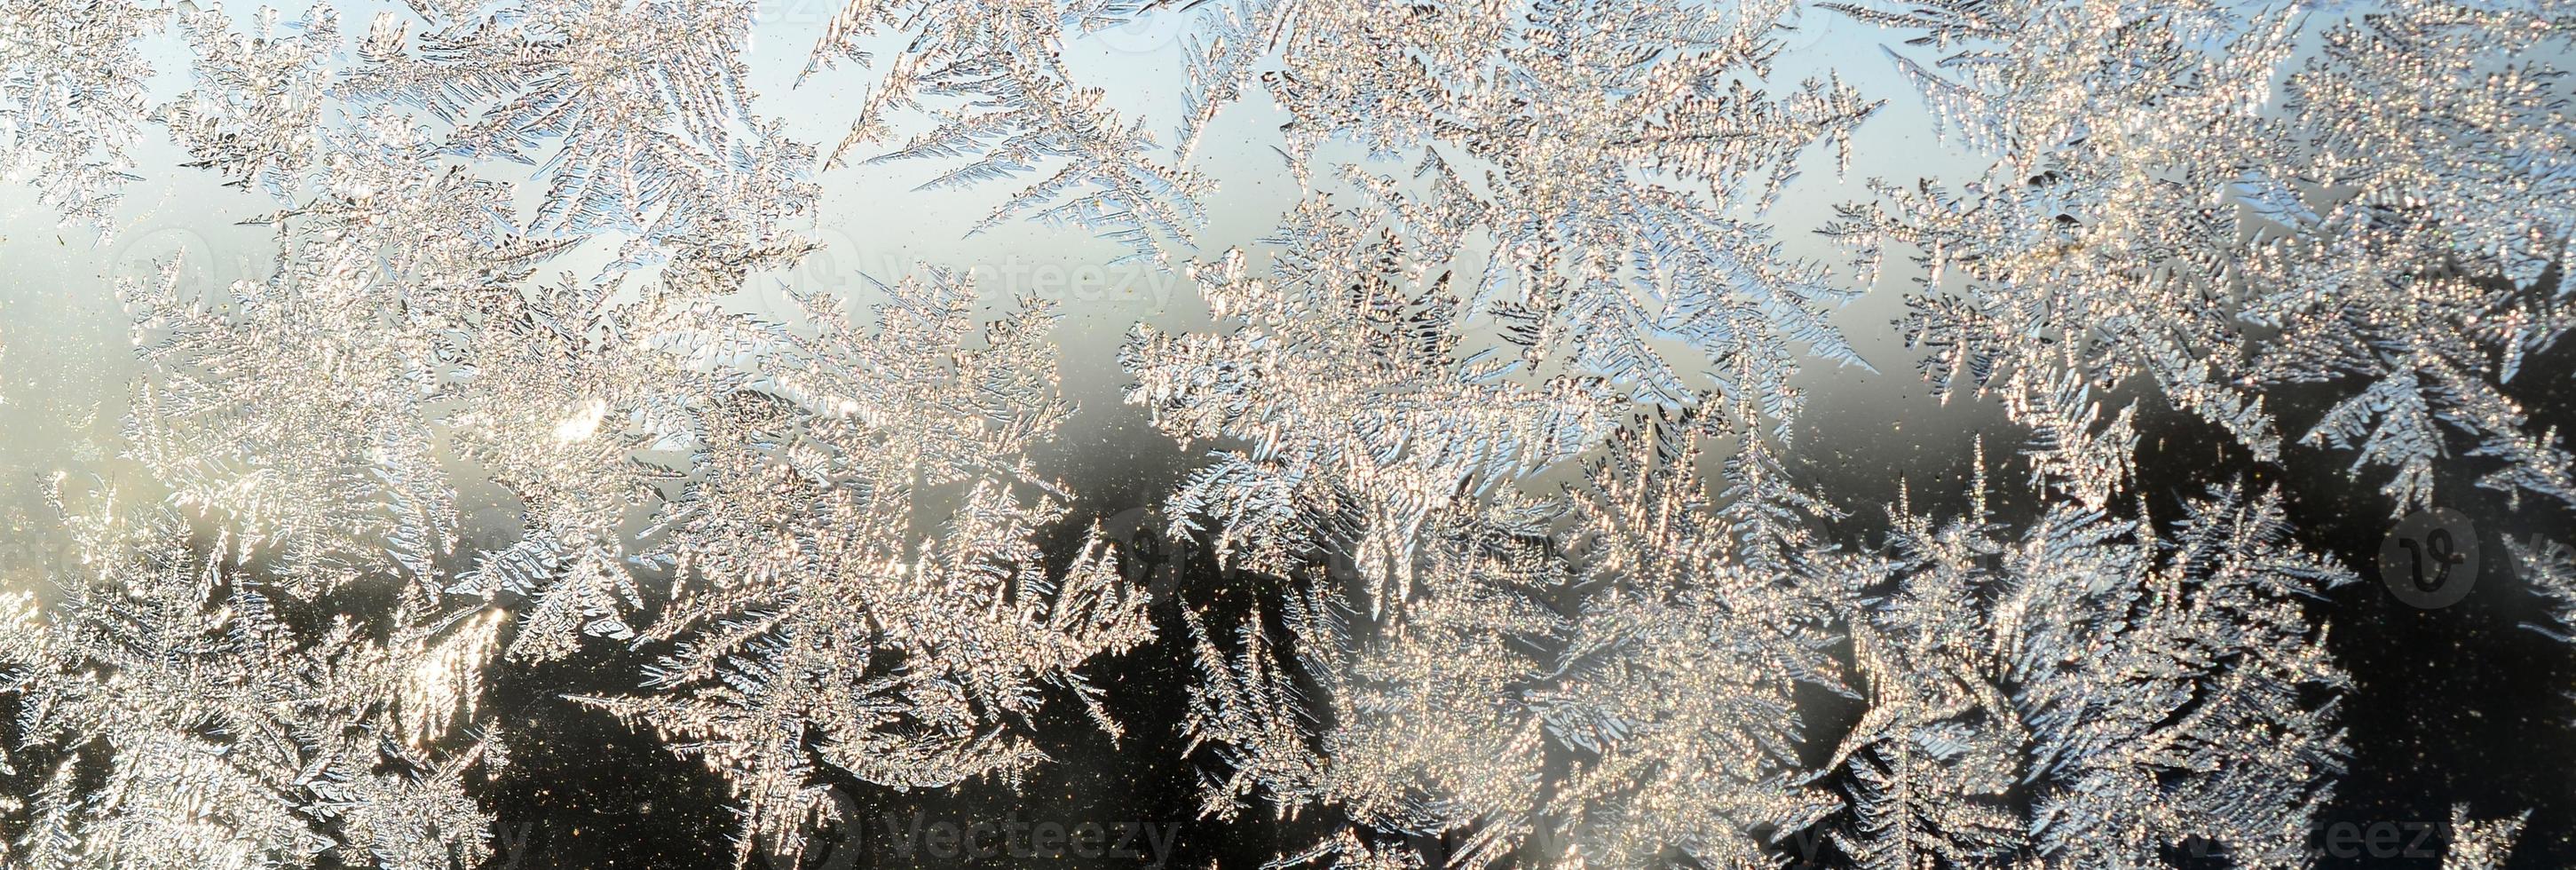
left=1179, top=429, right=1846, bottom=868
left=2, top=482, right=499, bottom=870
left=0, top=0, right=2571, bottom=866
left=1820, top=0, right=2576, bottom=513
left=8, top=0, right=1149, bottom=863
left=1830, top=469, right=2353, bottom=867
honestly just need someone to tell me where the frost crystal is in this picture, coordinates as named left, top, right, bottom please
left=1822, top=0, right=2576, bottom=513
left=1126, top=202, right=1623, bottom=615
left=801, top=0, right=1207, bottom=264
left=0, top=485, right=497, bottom=870
left=2444, top=804, right=2531, bottom=870
left=1829, top=465, right=2354, bottom=866
left=3, top=0, right=2572, bottom=865
left=1, top=0, right=159, bottom=233
left=1123, top=0, right=1880, bottom=617
left=574, top=273, right=1156, bottom=865
left=1181, top=428, right=1843, bottom=869
left=1181, top=0, right=1881, bottom=419
left=12, top=0, right=1150, bottom=861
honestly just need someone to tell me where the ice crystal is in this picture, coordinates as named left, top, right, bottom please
left=1827, top=463, right=2354, bottom=866
left=157, top=4, right=339, bottom=197
left=340, top=0, right=775, bottom=242
left=1822, top=0, right=2576, bottom=514
left=0, top=0, right=159, bottom=233
left=573, top=273, right=1156, bottom=866
left=17, top=0, right=1149, bottom=861
left=1180, top=428, right=1844, bottom=869
left=1182, top=0, right=1880, bottom=420
left=1126, top=199, right=1623, bottom=615
left=1176, top=435, right=2365, bottom=868
left=0, top=484, right=498, bottom=870
left=120, top=89, right=634, bottom=599
left=2444, top=804, right=2531, bottom=870
left=4, top=0, right=2572, bottom=865
left=800, top=0, right=1207, bottom=264
left=1121, top=0, right=1885, bottom=616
